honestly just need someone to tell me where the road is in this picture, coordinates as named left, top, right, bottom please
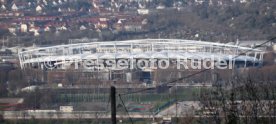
left=2, top=101, right=275, bottom=119
left=2, top=111, right=160, bottom=119
left=2, top=101, right=200, bottom=119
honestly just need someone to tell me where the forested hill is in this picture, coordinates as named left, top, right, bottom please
left=192, top=0, right=276, bottom=41
left=142, top=0, right=276, bottom=43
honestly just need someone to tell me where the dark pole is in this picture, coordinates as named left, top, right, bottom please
left=111, top=86, right=116, bottom=124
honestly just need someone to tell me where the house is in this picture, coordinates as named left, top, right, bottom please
left=29, top=27, right=40, bottom=36
left=44, top=25, right=51, bottom=32
left=113, top=23, right=123, bottom=31
left=79, top=25, right=87, bottom=30
left=36, top=5, right=43, bottom=12
left=27, top=2, right=32, bottom=6
left=52, top=1, right=57, bottom=5
left=8, top=27, right=16, bottom=34
left=1, top=5, right=6, bottom=10
left=20, top=24, right=27, bottom=32
left=124, top=22, right=143, bottom=32
left=43, top=0, right=48, bottom=5
left=8, top=24, right=19, bottom=34
left=137, top=9, right=149, bottom=15
left=195, top=0, right=204, bottom=4
left=58, top=0, right=63, bottom=4
left=98, top=21, right=108, bottom=29
left=141, top=18, right=148, bottom=25
left=57, top=25, right=67, bottom=31
left=99, top=17, right=108, bottom=22
left=138, top=2, right=146, bottom=9
left=11, top=3, right=18, bottom=11
left=117, top=19, right=126, bottom=24
left=60, top=106, right=73, bottom=112
left=156, top=5, right=165, bottom=9
left=239, top=0, right=248, bottom=3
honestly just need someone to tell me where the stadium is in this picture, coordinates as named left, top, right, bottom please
left=18, top=39, right=264, bottom=70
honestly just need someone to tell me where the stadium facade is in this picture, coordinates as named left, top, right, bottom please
left=18, top=39, right=264, bottom=71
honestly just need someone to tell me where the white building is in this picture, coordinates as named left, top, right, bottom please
left=57, top=25, right=67, bottom=31
left=8, top=27, right=16, bottom=34
left=20, top=24, right=28, bottom=32
left=239, top=0, right=248, bottom=3
left=156, top=5, right=165, bottom=9
left=58, top=0, right=63, bottom=4
left=11, top=3, right=18, bottom=11
left=29, top=27, right=40, bottom=36
left=53, top=1, right=57, bottom=5
left=36, top=5, right=43, bottom=12
left=80, top=25, right=87, bottom=30
left=1, top=5, right=6, bottom=10
left=137, top=9, right=149, bottom=15
left=60, top=106, right=73, bottom=112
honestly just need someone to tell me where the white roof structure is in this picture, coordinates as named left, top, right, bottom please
left=18, top=39, right=264, bottom=70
